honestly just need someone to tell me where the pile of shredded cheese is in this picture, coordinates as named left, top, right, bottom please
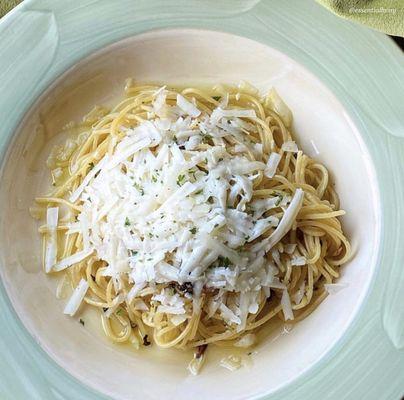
left=50, top=88, right=306, bottom=329
left=36, top=82, right=353, bottom=375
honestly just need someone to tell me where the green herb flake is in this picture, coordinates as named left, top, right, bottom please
left=218, top=256, right=231, bottom=268
left=189, top=227, right=197, bottom=234
left=88, top=162, right=95, bottom=170
left=125, top=217, right=131, bottom=227
left=176, top=174, right=186, bottom=186
left=79, top=319, right=85, bottom=326
left=133, top=182, right=145, bottom=195
left=151, top=175, right=157, bottom=183
left=194, top=189, right=203, bottom=195
left=212, top=96, right=221, bottom=101
left=275, top=195, right=283, bottom=207
left=201, top=133, right=213, bottom=144
left=129, top=250, right=138, bottom=256
left=188, top=168, right=197, bottom=180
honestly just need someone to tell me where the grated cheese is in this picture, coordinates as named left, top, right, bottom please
left=63, top=278, right=89, bottom=316
left=281, top=289, right=294, bottom=321
left=53, top=248, right=94, bottom=272
left=324, top=283, right=349, bottom=294
left=264, top=152, right=281, bottom=178
left=281, top=141, right=298, bottom=153
left=45, top=207, right=58, bottom=272
left=60, top=87, right=310, bottom=331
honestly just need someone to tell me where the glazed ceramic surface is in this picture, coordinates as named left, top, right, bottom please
left=0, top=1, right=403, bottom=400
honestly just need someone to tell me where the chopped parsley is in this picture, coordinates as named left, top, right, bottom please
left=79, top=319, right=85, bottom=326
left=176, top=174, right=186, bottom=186
left=201, top=133, right=213, bottom=144
left=124, top=217, right=131, bottom=227
left=194, top=189, right=203, bottom=195
left=189, top=227, right=197, bottom=234
left=129, top=250, right=138, bottom=256
left=151, top=175, right=157, bottom=183
left=217, top=256, right=231, bottom=268
left=212, top=96, right=221, bottom=101
left=188, top=168, right=197, bottom=180
left=133, top=182, right=144, bottom=195
left=88, top=162, right=95, bottom=170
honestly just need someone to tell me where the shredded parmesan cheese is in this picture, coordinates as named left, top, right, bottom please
left=281, top=141, right=298, bottom=153
left=63, top=279, right=89, bottom=316
left=51, top=88, right=312, bottom=332
left=265, top=152, right=281, bottom=178
left=45, top=207, right=58, bottom=272
left=324, top=283, right=348, bottom=294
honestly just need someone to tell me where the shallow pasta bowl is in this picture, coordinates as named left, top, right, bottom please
left=0, top=2, right=403, bottom=400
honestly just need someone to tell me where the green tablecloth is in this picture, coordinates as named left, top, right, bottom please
left=316, top=0, right=404, bottom=37
left=0, top=0, right=21, bottom=18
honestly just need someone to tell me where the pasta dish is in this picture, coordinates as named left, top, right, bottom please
left=33, top=81, right=351, bottom=373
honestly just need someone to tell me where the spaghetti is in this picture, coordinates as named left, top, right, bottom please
left=33, top=81, right=351, bottom=373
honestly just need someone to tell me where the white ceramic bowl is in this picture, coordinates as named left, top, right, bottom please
left=0, top=29, right=380, bottom=400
